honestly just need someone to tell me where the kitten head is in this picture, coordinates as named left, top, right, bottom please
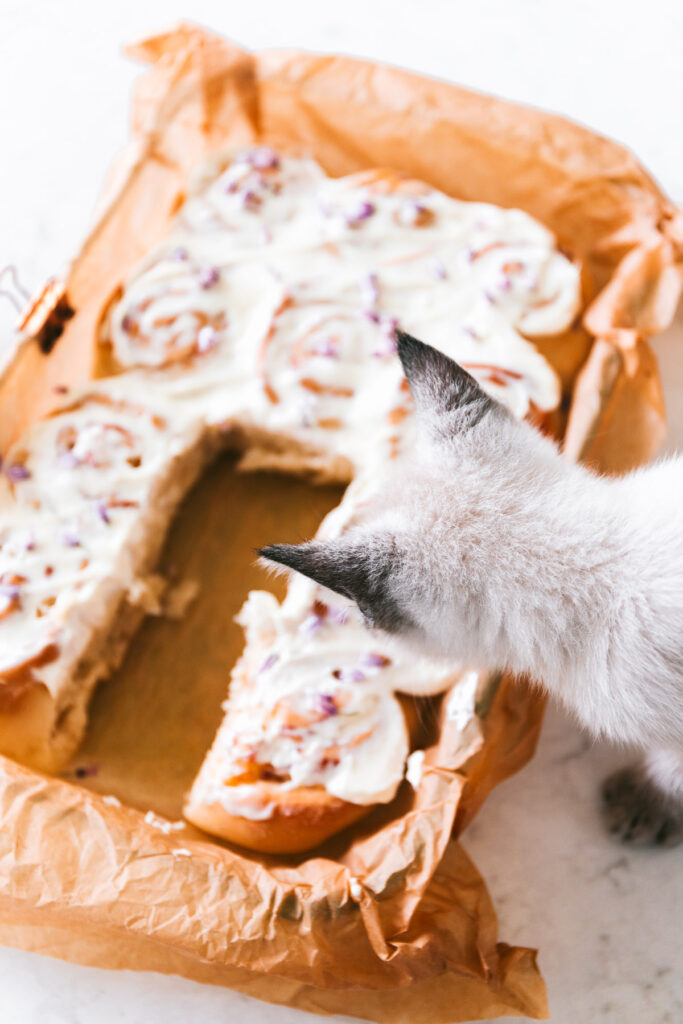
left=260, top=332, right=554, bottom=662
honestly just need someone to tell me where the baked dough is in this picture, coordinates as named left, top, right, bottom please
left=0, top=379, right=212, bottom=771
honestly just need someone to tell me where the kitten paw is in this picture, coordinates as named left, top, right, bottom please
left=601, top=767, right=683, bottom=847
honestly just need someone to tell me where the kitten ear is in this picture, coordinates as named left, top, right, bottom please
left=396, top=330, right=500, bottom=434
left=258, top=538, right=408, bottom=632
left=259, top=541, right=352, bottom=595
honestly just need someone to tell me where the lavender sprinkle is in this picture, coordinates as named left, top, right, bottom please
left=347, top=200, right=375, bottom=226
left=7, top=465, right=30, bottom=482
left=95, top=501, right=110, bottom=524
left=316, top=694, right=338, bottom=717
left=198, top=266, right=220, bottom=289
left=362, top=652, right=391, bottom=669
left=258, top=654, right=278, bottom=674
left=299, top=613, right=323, bottom=634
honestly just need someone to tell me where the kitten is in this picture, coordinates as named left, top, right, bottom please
left=261, top=332, right=683, bottom=847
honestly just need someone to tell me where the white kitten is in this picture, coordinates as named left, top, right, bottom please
left=261, top=333, right=683, bottom=847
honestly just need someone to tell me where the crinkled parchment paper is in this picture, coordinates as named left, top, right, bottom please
left=0, top=23, right=681, bottom=1023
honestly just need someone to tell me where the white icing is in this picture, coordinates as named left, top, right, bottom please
left=107, top=154, right=580, bottom=468
left=188, top=589, right=411, bottom=810
left=0, top=377, right=203, bottom=697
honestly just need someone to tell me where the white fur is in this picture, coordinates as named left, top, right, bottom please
left=361, top=413, right=683, bottom=751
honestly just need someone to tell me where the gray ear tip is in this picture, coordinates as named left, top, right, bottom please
left=257, top=544, right=279, bottom=561
left=396, top=332, right=477, bottom=387
left=258, top=543, right=300, bottom=567
left=396, top=332, right=450, bottom=383
left=396, top=330, right=427, bottom=368
left=396, top=329, right=420, bottom=348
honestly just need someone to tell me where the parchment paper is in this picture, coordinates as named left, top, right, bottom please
left=0, top=22, right=680, bottom=1023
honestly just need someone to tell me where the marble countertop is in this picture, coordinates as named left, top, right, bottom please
left=0, top=1, right=681, bottom=1022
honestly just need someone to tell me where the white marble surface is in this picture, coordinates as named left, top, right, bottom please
left=0, top=1, right=682, bottom=1022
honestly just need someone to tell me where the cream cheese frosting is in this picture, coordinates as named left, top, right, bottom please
left=104, top=152, right=580, bottom=471
left=2, top=148, right=581, bottom=812
left=0, top=377, right=203, bottom=700
left=188, top=588, right=411, bottom=812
